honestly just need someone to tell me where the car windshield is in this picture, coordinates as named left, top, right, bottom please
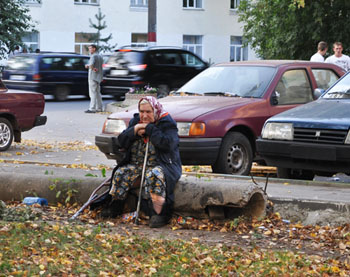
left=107, top=51, right=144, bottom=66
left=6, top=56, right=36, bottom=71
left=176, top=66, right=276, bottom=98
left=323, top=73, right=350, bottom=99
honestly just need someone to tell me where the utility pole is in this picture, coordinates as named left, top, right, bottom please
left=148, top=0, right=157, bottom=46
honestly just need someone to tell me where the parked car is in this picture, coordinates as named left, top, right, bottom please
left=0, top=79, right=47, bottom=151
left=101, top=46, right=209, bottom=100
left=2, top=52, right=90, bottom=101
left=96, top=60, right=344, bottom=175
left=257, top=72, right=350, bottom=180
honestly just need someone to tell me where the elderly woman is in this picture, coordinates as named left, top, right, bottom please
left=105, top=96, right=182, bottom=228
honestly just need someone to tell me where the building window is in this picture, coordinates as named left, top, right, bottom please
left=230, top=0, right=240, bottom=9
left=74, top=0, right=99, bottom=5
left=75, top=33, right=94, bottom=55
left=22, top=32, right=39, bottom=53
left=131, top=33, right=148, bottom=47
left=130, top=0, right=148, bottom=7
left=183, top=35, right=203, bottom=58
left=230, top=36, right=248, bottom=61
left=183, top=0, right=202, bottom=9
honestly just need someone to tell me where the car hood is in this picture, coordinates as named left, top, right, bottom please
left=269, top=99, right=350, bottom=129
left=109, top=96, right=260, bottom=121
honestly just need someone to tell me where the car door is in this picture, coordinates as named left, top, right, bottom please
left=178, top=51, right=208, bottom=87
left=269, top=69, right=314, bottom=116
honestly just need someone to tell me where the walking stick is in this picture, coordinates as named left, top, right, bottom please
left=135, top=139, right=149, bottom=224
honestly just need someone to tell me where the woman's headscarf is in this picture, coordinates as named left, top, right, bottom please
left=138, top=96, right=168, bottom=122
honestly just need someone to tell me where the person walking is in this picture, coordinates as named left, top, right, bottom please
left=310, top=41, right=328, bottom=62
left=85, top=44, right=103, bottom=113
left=325, top=42, right=350, bottom=72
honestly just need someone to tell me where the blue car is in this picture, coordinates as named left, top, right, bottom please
left=256, top=72, right=350, bottom=180
left=2, top=53, right=90, bottom=101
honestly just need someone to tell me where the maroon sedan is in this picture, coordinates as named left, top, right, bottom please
left=96, top=60, right=344, bottom=175
left=0, top=79, right=46, bottom=151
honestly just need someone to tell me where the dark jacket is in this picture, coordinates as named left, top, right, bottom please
left=117, top=113, right=182, bottom=204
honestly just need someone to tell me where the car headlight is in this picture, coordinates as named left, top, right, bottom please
left=261, top=122, right=293, bottom=140
left=345, top=131, right=350, bottom=144
left=103, top=119, right=126, bottom=134
left=177, top=122, right=206, bottom=136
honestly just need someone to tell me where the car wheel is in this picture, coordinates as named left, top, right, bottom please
left=156, top=84, right=170, bottom=98
left=54, top=85, right=70, bottom=101
left=212, top=132, right=253, bottom=175
left=0, top=118, right=14, bottom=151
left=277, top=167, right=315, bottom=180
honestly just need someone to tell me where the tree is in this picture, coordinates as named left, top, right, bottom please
left=0, top=0, right=37, bottom=59
left=87, top=8, right=117, bottom=53
left=238, top=0, right=350, bottom=60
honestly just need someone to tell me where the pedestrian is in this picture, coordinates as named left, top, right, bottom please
left=102, top=96, right=182, bottom=228
left=325, top=42, right=350, bottom=72
left=85, top=44, right=103, bottom=113
left=310, top=41, right=328, bottom=62
left=35, top=48, right=40, bottom=53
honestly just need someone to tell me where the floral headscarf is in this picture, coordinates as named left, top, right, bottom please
left=138, top=96, right=168, bottom=122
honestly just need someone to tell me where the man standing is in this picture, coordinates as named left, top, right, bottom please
left=325, top=42, right=350, bottom=72
left=310, top=41, right=328, bottom=62
left=85, top=44, right=103, bottom=113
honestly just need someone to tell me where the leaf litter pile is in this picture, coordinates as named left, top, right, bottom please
left=1, top=201, right=350, bottom=276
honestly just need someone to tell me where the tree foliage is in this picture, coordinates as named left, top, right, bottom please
left=238, top=0, right=350, bottom=60
left=0, top=0, right=37, bottom=59
left=88, top=8, right=117, bottom=53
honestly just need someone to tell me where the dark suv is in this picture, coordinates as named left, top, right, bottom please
left=2, top=53, right=89, bottom=101
left=101, top=46, right=209, bottom=100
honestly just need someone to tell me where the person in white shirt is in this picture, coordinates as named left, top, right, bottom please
left=310, top=41, right=328, bottom=62
left=325, top=42, right=350, bottom=72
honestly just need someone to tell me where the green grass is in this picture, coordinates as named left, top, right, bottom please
left=0, top=220, right=347, bottom=276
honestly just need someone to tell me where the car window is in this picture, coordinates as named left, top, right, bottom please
left=312, top=69, right=339, bottom=90
left=181, top=52, right=205, bottom=66
left=108, top=51, right=144, bottom=66
left=67, top=57, right=87, bottom=71
left=178, top=66, right=276, bottom=98
left=40, top=57, right=67, bottom=71
left=149, top=52, right=182, bottom=65
left=324, top=73, right=350, bottom=99
left=6, top=56, right=36, bottom=71
left=274, top=69, right=313, bottom=105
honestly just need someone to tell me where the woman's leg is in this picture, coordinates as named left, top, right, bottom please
left=144, top=166, right=166, bottom=214
left=109, top=164, right=141, bottom=200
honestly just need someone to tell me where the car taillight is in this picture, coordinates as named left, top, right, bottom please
left=33, top=74, right=41, bottom=81
left=128, top=64, right=147, bottom=72
left=131, top=81, right=145, bottom=85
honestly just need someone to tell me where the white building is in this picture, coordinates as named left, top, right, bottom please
left=22, top=0, right=257, bottom=64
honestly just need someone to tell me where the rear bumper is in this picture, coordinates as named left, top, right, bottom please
left=34, top=115, right=47, bottom=127
left=256, top=138, right=350, bottom=173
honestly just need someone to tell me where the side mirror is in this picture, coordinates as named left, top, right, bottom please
left=270, top=91, right=279, bottom=105
left=313, top=88, right=325, bottom=99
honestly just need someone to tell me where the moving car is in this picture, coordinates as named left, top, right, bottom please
left=2, top=52, right=90, bottom=101
left=257, top=72, right=350, bottom=180
left=96, top=60, right=344, bottom=175
left=0, top=79, right=47, bottom=151
left=101, top=46, right=208, bottom=100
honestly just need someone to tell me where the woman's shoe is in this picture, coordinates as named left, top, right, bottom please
left=149, top=215, right=170, bottom=228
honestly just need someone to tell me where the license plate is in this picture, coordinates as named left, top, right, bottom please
left=110, top=69, right=128, bottom=76
left=9, top=75, right=26, bottom=81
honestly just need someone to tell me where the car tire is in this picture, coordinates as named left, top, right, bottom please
left=277, top=167, right=315, bottom=180
left=0, top=118, right=14, bottom=151
left=156, top=84, right=170, bottom=98
left=212, top=132, right=253, bottom=175
left=54, top=85, right=70, bottom=101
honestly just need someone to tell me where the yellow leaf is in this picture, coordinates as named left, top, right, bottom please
left=264, top=230, right=272, bottom=235
left=39, top=264, right=45, bottom=270
left=181, top=257, right=188, bottom=262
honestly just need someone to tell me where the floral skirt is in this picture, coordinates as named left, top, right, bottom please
left=109, top=164, right=166, bottom=200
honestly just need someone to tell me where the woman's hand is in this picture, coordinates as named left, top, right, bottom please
left=134, top=123, right=148, bottom=137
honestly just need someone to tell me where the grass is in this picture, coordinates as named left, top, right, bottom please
left=0, top=220, right=347, bottom=276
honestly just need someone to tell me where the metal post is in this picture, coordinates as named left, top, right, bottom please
left=148, top=0, right=157, bottom=46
